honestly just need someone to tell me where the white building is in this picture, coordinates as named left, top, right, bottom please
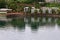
left=45, top=0, right=60, bottom=2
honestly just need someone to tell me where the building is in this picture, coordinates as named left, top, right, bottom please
left=45, top=0, right=60, bottom=3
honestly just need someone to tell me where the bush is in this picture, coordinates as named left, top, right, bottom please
left=57, top=9, right=60, bottom=14
left=40, top=9, right=43, bottom=14
left=45, top=3, right=60, bottom=7
left=46, top=10, right=49, bottom=14
left=35, top=10, right=37, bottom=13
left=16, top=5, right=24, bottom=12
left=8, top=2, right=17, bottom=12
left=35, top=3, right=40, bottom=8
left=52, top=9, right=56, bottom=14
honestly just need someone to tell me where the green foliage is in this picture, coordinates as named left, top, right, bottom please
left=16, top=5, right=24, bottom=12
left=35, top=3, right=40, bottom=8
left=0, top=0, right=7, bottom=8
left=40, top=9, right=43, bottom=14
left=35, top=10, right=37, bottom=13
left=17, top=0, right=35, bottom=4
left=45, top=3, right=60, bottom=7
left=57, top=9, right=60, bottom=14
left=52, top=9, right=56, bottom=14
left=8, top=1, right=17, bottom=12
left=46, top=10, right=49, bottom=14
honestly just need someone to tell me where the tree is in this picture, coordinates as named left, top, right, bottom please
left=0, top=0, right=7, bottom=8
left=37, top=0, right=45, bottom=2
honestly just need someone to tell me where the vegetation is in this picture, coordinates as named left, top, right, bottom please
left=46, top=10, right=49, bottom=14
left=52, top=9, right=56, bottom=14
left=0, top=0, right=7, bottom=8
left=8, top=2, right=17, bottom=12
left=0, top=0, right=60, bottom=14
left=45, top=3, right=60, bottom=7
left=35, top=3, right=40, bottom=8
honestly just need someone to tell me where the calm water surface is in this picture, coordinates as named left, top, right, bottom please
left=0, top=17, right=60, bottom=40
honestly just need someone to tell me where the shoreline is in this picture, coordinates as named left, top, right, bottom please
left=0, top=12, right=60, bottom=18
left=6, top=12, right=60, bottom=18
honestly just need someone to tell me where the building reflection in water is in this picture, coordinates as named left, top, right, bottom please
left=0, top=17, right=60, bottom=31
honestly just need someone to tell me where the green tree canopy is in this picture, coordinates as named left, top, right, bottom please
left=0, top=0, right=7, bottom=8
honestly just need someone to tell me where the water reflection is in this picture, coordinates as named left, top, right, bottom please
left=57, top=18, right=60, bottom=26
left=0, top=21, right=7, bottom=27
left=0, top=17, right=60, bottom=31
left=30, top=17, right=39, bottom=31
left=10, top=18, right=25, bottom=30
left=0, top=17, right=60, bottom=40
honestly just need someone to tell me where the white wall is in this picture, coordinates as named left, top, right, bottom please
left=45, top=0, right=60, bottom=2
left=45, top=0, right=55, bottom=2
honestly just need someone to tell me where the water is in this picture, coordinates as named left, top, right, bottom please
left=0, top=17, right=60, bottom=40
